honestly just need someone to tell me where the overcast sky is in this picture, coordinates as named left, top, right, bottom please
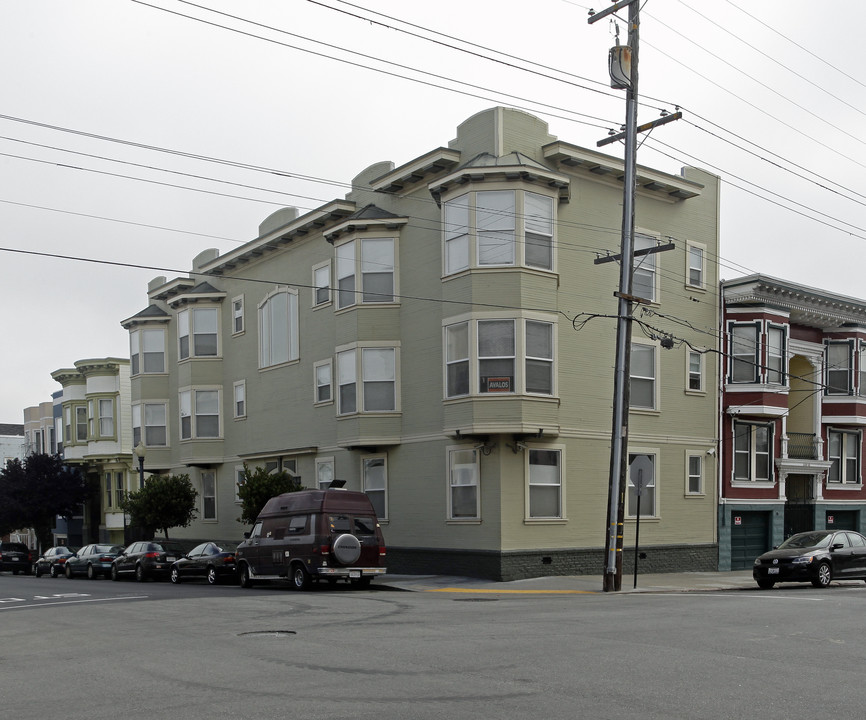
left=1, top=0, right=864, bottom=423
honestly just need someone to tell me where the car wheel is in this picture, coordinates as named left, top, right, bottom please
left=239, top=563, right=254, bottom=589
left=24, top=565, right=32, bottom=576
left=812, top=562, right=832, bottom=588
left=207, top=567, right=218, bottom=585
left=111, top=564, right=119, bottom=581
left=135, top=564, right=146, bottom=583
left=756, top=579, right=775, bottom=590
left=170, top=566, right=181, bottom=584
left=49, top=563, right=59, bottom=578
left=65, top=564, right=73, bottom=579
left=34, top=565, right=42, bottom=578
left=291, top=564, right=311, bottom=591
left=87, top=564, right=97, bottom=580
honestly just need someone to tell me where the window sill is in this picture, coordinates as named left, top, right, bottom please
left=334, top=301, right=401, bottom=315
left=312, top=301, right=333, bottom=311
left=684, top=389, right=706, bottom=397
left=131, top=372, right=170, bottom=379
left=731, top=480, right=775, bottom=489
left=258, top=358, right=300, bottom=373
left=625, top=516, right=659, bottom=522
left=178, top=356, right=222, bottom=364
left=233, top=416, right=247, bottom=422
left=179, top=437, right=224, bottom=443
left=336, top=411, right=402, bottom=418
left=231, top=330, right=245, bottom=338
left=629, top=407, right=660, bottom=416
left=447, top=518, right=481, bottom=525
left=826, top=483, right=863, bottom=491
left=523, top=518, right=567, bottom=525
left=685, top=492, right=706, bottom=498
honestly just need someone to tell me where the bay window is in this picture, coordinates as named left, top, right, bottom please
left=734, top=422, right=772, bottom=482
left=729, top=323, right=759, bottom=383
left=442, top=189, right=556, bottom=275
left=178, top=307, right=218, bottom=360
left=133, top=403, right=167, bottom=447
left=130, top=327, right=165, bottom=375
left=179, top=389, right=220, bottom=440
left=337, top=347, right=397, bottom=415
left=826, top=341, right=853, bottom=395
left=335, top=237, right=395, bottom=309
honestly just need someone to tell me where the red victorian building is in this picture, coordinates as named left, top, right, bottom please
left=720, top=275, right=866, bottom=570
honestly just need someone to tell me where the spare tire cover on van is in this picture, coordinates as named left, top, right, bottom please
left=332, top=534, right=362, bottom=565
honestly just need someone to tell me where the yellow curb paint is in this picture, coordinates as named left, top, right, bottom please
left=425, top=588, right=596, bottom=594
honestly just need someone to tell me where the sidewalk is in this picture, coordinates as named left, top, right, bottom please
left=377, top=569, right=758, bottom=594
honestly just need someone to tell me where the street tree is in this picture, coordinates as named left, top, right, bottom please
left=237, top=463, right=303, bottom=526
left=121, top=473, right=198, bottom=539
left=0, top=454, right=92, bottom=550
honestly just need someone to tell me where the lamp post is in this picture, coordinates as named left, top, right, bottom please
left=131, top=442, right=146, bottom=545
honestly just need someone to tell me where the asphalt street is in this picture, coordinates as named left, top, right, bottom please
left=3, top=571, right=865, bottom=720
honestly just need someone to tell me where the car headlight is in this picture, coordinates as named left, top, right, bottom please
left=754, top=558, right=761, bottom=566
left=791, top=556, right=813, bottom=564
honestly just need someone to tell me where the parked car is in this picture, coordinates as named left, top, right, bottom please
left=753, top=529, right=866, bottom=589
left=65, top=544, right=124, bottom=579
left=0, top=542, right=33, bottom=575
left=169, top=542, right=238, bottom=585
left=236, top=488, right=387, bottom=590
left=111, top=540, right=188, bottom=582
left=33, top=546, right=76, bottom=577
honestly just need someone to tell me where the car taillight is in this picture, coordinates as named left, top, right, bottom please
left=223, top=555, right=235, bottom=563
left=379, top=546, right=386, bottom=557
left=144, top=552, right=160, bottom=559
left=58, top=557, right=68, bottom=564
left=99, top=556, right=113, bottom=562
left=312, top=544, right=329, bottom=555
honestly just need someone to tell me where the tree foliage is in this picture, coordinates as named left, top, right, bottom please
left=121, top=473, right=198, bottom=539
left=237, top=463, right=304, bottom=526
left=0, top=454, right=93, bottom=550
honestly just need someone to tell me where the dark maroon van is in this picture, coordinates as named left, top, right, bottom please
left=236, top=489, right=386, bottom=590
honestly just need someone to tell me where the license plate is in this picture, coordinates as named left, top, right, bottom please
left=768, top=568, right=779, bottom=575
left=349, top=570, right=361, bottom=578
left=166, top=556, right=176, bottom=562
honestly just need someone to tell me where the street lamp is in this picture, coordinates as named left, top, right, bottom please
left=131, top=442, right=146, bottom=545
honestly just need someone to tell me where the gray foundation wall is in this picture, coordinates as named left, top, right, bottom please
left=388, top=544, right=719, bottom=582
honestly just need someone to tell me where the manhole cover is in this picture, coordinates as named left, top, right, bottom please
left=237, top=630, right=297, bottom=637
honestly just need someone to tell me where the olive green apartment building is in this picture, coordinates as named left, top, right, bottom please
left=121, top=107, right=721, bottom=580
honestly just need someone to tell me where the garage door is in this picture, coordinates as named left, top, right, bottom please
left=826, top=510, right=858, bottom=531
left=730, top=511, right=770, bottom=570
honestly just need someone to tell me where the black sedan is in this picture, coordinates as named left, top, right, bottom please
left=0, top=542, right=33, bottom=575
left=111, top=540, right=188, bottom=582
left=65, top=544, right=124, bottom=579
left=753, top=529, right=866, bottom=589
left=33, top=546, right=76, bottom=578
left=169, top=542, right=238, bottom=585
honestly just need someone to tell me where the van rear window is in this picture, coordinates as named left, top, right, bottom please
left=353, top=517, right=378, bottom=536
left=329, top=515, right=352, bottom=534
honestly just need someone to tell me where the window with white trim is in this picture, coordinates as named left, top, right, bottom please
left=686, top=243, right=704, bottom=289
left=132, top=403, right=167, bottom=447
left=828, top=429, right=861, bottom=485
left=734, top=422, right=772, bottom=482
left=687, top=350, right=703, bottom=392
left=860, top=343, right=866, bottom=397
left=232, top=295, right=244, bottom=335
left=98, top=398, right=114, bottom=438
left=627, top=453, right=656, bottom=517
left=130, top=327, right=165, bottom=375
left=75, top=405, right=87, bottom=442
left=201, top=471, right=217, bottom=520
left=336, top=347, right=397, bottom=415
left=633, top=233, right=657, bottom=302
left=259, top=289, right=299, bottom=368
left=314, top=360, right=332, bottom=404
left=448, top=447, right=479, bottom=520
left=826, top=340, right=853, bottom=395
left=233, top=380, right=246, bottom=419
left=234, top=465, right=245, bottom=503
left=313, top=262, right=331, bottom=307
left=686, top=454, right=703, bottom=494
left=316, top=457, right=334, bottom=489
left=443, top=189, right=556, bottom=274
left=178, top=307, right=218, bottom=360
left=444, top=317, right=556, bottom=398
left=766, top=325, right=786, bottom=385
left=630, top=343, right=656, bottom=410
left=335, top=237, right=395, bottom=309
left=729, top=323, right=760, bottom=383
left=527, top=448, right=562, bottom=519
left=179, top=389, right=221, bottom=440
left=363, top=456, right=387, bottom=519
